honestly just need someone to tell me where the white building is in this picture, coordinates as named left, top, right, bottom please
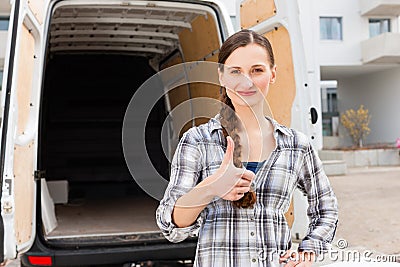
left=315, top=0, right=400, bottom=148
left=0, top=0, right=11, bottom=93
left=1, top=0, right=400, bottom=148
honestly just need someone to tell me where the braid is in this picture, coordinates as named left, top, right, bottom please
left=219, top=87, right=256, bottom=209
left=216, top=29, right=272, bottom=209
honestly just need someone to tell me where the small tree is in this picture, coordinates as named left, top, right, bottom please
left=340, top=105, right=371, bottom=147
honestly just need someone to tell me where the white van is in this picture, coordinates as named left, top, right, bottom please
left=0, top=0, right=319, bottom=266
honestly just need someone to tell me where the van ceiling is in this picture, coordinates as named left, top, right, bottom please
left=50, top=2, right=211, bottom=62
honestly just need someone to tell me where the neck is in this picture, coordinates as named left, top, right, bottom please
left=234, top=102, right=270, bottom=132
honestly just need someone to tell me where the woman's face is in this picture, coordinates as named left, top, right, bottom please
left=219, top=43, right=276, bottom=108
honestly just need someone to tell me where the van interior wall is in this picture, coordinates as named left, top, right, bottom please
left=41, top=53, right=168, bottom=201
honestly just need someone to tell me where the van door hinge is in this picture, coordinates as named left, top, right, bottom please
left=34, top=170, right=46, bottom=181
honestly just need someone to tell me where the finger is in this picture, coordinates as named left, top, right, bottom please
left=221, top=136, right=234, bottom=167
left=284, top=261, right=300, bottom=267
left=279, top=250, right=293, bottom=261
left=238, top=168, right=255, bottom=181
left=236, top=179, right=251, bottom=187
left=221, top=192, right=242, bottom=201
left=234, top=187, right=249, bottom=195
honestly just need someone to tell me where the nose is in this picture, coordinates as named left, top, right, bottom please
left=238, top=74, right=254, bottom=89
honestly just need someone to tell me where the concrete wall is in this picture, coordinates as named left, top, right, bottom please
left=317, top=0, right=399, bottom=66
left=318, top=0, right=365, bottom=66
left=0, top=30, right=8, bottom=66
left=338, top=67, right=400, bottom=146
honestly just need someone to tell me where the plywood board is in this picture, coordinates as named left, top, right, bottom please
left=47, top=197, right=160, bottom=237
left=14, top=142, right=35, bottom=245
left=14, top=24, right=36, bottom=245
left=264, top=27, right=296, bottom=128
left=240, top=0, right=276, bottom=29
left=179, top=14, right=220, bottom=62
left=16, top=25, right=34, bottom=135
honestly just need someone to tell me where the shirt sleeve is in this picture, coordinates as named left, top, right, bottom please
left=156, top=130, right=204, bottom=243
left=296, top=142, right=339, bottom=256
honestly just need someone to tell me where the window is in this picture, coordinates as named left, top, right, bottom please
left=369, top=18, right=390, bottom=37
left=321, top=85, right=339, bottom=136
left=0, top=17, right=9, bottom=31
left=322, top=87, right=338, bottom=113
left=320, top=17, right=342, bottom=40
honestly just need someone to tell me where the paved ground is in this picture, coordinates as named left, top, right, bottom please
left=4, top=166, right=400, bottom=266
left=329, top=166, right=400, bottom=256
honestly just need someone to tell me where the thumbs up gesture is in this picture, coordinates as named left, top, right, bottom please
left=208, top=136, right=255, bottom=201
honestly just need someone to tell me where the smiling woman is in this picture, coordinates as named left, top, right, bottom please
left=156, top=29, right=339, bottom=267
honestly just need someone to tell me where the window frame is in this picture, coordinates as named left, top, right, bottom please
left=0, top=16, right=10, bottom=31
left=368, top=18, right=391, bottom=38
left=319, top=16, right=343, bottom=41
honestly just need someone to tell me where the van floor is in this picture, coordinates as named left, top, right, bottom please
left=47, top=196, right=160, bottom=238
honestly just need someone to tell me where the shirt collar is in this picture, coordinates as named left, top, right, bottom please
left=209, top=114, right=294, bottom=137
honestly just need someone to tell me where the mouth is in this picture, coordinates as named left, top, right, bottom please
left=236, top=91, right=257, bottom=96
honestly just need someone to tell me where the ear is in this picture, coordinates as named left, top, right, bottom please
left=269, top=65, right=277, bottom=84
left=218, top=68, right=224, bottom=87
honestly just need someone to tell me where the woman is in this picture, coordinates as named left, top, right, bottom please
left=156, top=29, right=338, bottom=267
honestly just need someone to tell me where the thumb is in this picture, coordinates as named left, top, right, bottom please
left=221, top=136, right=234, bottom=167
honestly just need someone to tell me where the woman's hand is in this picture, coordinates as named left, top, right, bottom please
left=279, top=250, right=315, bottom=267
left=207, top=136, right=255, bottom=201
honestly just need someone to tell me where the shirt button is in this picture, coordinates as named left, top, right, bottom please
left=250, top=232, right=255, bottom=236
left=252, top=258, right=257, bottom=263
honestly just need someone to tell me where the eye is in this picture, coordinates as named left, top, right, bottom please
left=252, top=68, right=264, bottom=73
left=230, top=69, right=241, bottom=74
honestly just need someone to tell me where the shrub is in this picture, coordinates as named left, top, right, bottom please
left=340, top=105, right=371, bottom=147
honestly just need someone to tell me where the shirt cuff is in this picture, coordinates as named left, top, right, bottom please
left=156, top=202, right=202, bottom=243
left=298, top=239, right=332, bottom=256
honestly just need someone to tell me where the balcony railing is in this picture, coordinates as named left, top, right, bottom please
left=360, top=0, right=400, bottom=16
left=361, top=32, right=400, bottom=64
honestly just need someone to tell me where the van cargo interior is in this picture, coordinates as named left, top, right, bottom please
left=39, top=2, right=222, bottom=245
left=42, top=54, right=166, bottom=240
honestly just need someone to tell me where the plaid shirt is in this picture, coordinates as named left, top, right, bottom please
left=156, top=115, right=338, bottom=266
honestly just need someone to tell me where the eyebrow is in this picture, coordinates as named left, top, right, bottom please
left=226, top=64, right=267, bottom=69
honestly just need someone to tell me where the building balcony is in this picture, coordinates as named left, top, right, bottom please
left=361, top=32, right=400, bottom=64
left=360, top=0, right=400, bottom=16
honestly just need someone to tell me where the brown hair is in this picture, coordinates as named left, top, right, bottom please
left=218, top=29, right=275, bottom=209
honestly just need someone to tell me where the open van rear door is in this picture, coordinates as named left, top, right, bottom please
left=239, top=0, right=318, bottom=143
left=0, top=0, right=44, bottom=261
left=239, top=0, right=317, bottom=239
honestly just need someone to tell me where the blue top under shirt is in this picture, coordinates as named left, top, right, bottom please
left=242, top=160, right=266, bottom=174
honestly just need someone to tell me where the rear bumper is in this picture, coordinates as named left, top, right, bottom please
left=21, top=236, right=197, bottom=266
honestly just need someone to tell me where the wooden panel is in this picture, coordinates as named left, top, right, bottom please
left=28, top=0, right=44, bottom=25
left=48, top=197, right=160, bottom=237
left=178, top=14, right=220, bottom=62
left=264, top=27, right=296, bottom=128
left=16, top=25, right=34, bottom=135
left=240, top=0, right=277, bottom=29
left=181, top=15, right=220, bottom=128
left=14, top=24, right=36, bottom=245
left=14, top=142, right=35, bottom=245
left=285, top=199, right=294, bottom=228
left=171, top=15, right=221, bottom=135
